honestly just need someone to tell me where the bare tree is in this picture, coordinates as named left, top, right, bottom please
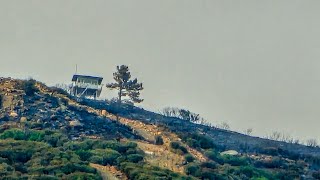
left=160, top=107, right=180, bottom=117
left=306, top=139, right=318, bottom=147
left=293, top=139, right=300, bottom=144
left=268, top=131, right=282, bottom=141
left=244, top=128, right=253, bottom=136
left=218, top=122, right=230, bottom=130
left=159, top=107, right=203, bottom=123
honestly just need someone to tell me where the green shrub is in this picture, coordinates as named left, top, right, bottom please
left=254, top=157, right=284, bottom=168
left=88, top=156, right=104, bottom=165
left=63, top=172, right=102, bottom=180
left=200, top=170, right=222, bottom=180
left=89, top=149, right=120, bottom=166
left=28, top=130, right=45, bottom=141
left=155, top=135, right=164, bottom=145
left=236, top=166, right=258, bottom=178
left=222, top=155, right=249, bottom=166
left=275, top=169, right=300, bottom=180
left=205, top=150, right=224, bottom=165
left=170, top=141, right=188, bottom=155
left=185, top=154, right=195, bottom=163
left=0, top=129, right=26, bottom=140
left=43, top=132, right=68, bottom=147
left=22, top=79, right=39, bottom=96
left=126, top=154, right=144, bottom=163
left=76, top=150, right=93, bottom=161
left=185, top=163, right=200, bottom=176
left=119, top=162, right=188, bottom=180
left=170, top=141, right=180, bottom=149
left=186, top=138, right=200, bottom=149
left=201, top=161, right=217, bottom=169
left=181, top=133, right=217, bottom=150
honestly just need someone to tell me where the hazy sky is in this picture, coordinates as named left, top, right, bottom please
left=1, top=1, right=320, bottom=141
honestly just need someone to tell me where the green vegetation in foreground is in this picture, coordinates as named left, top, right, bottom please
left=0, top=128, right=189, bottom=179
left=177, top=132, right=312, bottom=180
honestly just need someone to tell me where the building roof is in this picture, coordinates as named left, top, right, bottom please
left=72, top=74, right=103, bottom=84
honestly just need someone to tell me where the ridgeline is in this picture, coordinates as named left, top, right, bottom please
left=0, top=77, right=320, bottom=179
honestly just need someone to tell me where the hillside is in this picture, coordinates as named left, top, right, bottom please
left=1, top=77, right=320, bottom=179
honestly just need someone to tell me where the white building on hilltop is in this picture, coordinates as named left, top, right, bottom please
left=71, top=74, right=103, bottom=99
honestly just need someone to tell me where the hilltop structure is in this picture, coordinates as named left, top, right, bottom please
left=71, top=74, right=103, bottom=99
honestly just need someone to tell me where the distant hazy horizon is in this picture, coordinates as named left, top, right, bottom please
left=1, top=1, right=320, bottom=142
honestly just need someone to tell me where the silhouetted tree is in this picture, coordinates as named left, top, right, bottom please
left=160, top=107, right=203, bottom=123
left=22, top=79, right=39, bottom=96
left=218, top=122, right=230, bottom=130
left=244, top=128, right=253, bottom=136
left=306, top=139, right=318, bottom=147
left=106, top=65, right=143, bottom=104
left=154, top=135, right=164, bottom=145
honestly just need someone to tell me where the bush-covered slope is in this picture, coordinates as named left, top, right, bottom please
left=1, top=77, right=320, bottom=179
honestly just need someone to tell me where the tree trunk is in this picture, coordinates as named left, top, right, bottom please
left=116, top=87, right=123, bottom=121
left=118, top=87, right=122, bottom=104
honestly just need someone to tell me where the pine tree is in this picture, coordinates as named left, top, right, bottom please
left=106, top=65, right=144, bottom=104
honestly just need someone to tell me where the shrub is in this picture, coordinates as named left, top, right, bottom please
left=63, top=172, right=102, bottom=180
left=205, top=150, right=224, bottom=165
left=181, top=133, right=217, bottom=150
left=120, top=162, right=188, bottom=180
left=254, top=157, right=284, bottom=169
left=126, top=154, right=144, bottom=163
left=22, top=79, right=39, bottom=96
left=222, top=155, right=249, bottom=166
left=170, top=141, right=180, bottom=149
left=155, top=135, right=164, bottom=145
left=76, top=150, right=92, bottom=161
left=185, top=154, right=195, bottom=163
left=50, top=86, right=70, bottom=97
left=236, top=166, right=258, bottom=178
left=43, top=132, right=68, bottom=147
left=27, top=130, right=45, bottom=141
left=186, top=138, right=200, bottom=149
left=89, top=149, right=120, bottom=165
left=275, top=169, right=300, bottom=180
left=185, top=163, right=200, bottom=176
left=201, top=161, right=217, bottom=169
left=89, top=156, right=104, bottom=165
left=170, top=141, right=188, bottom=155
left=201, top=170, right=222, bottom=180
left=0, top=129, right=26, bottom=140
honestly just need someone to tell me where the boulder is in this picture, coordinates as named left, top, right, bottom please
left=220, top=150, right=239, bottom=156
left=20, top=117, right=28, bottom=123
left=9, top=111, right=18, bottom=117
left=69, top=120, right=83, bottom=127
left=101, top=110, right=107, bottom=116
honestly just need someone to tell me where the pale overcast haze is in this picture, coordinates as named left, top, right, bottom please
left=1, top=1, right=320, bottom=141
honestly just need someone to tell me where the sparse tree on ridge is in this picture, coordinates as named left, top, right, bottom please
left=306, top=139, right=318, bottom=147
left=160, top=107, right=203, bottom=123
left=244, top=128, right=253, bottom=136
left=106, top=65, right=144, bottom=104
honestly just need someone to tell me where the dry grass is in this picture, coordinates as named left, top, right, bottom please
left=90, top=163, right=127, bottom=180
left=135, top=141, right=185, bottom=173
